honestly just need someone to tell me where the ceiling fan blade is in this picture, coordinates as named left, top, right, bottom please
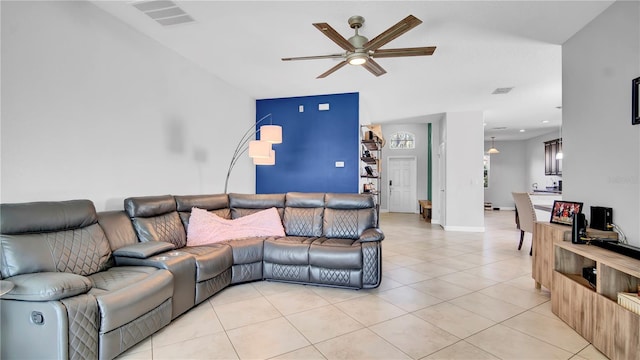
left=371, top=46, right=436, bottom=58
left=362, top=58, right=387, bottom=77
left=364, top=15, right=422, bottom=51
left=282, top=54, right=345, bottom=61
left=313, top=23, right=356, bottom=51
left=317, top=60, right=348, bottom=78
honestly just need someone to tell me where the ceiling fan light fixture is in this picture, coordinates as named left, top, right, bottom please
left=347, top=52, right=367, bottom=65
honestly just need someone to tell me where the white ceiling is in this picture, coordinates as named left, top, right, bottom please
left=91, top=0, right=614, bottom=140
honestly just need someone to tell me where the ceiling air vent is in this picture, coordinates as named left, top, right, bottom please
left=492, top=87, right=514, bottom=95
left=132, top=0, right=194, bottom=26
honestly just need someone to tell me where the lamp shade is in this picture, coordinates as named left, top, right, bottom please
left=248, top=140, right=271, bottom=158
left=487, top=137, right=500, bottom=154
left=253, top=150, right=275, bottom=165
left=260, top=125, right=282, bottom=144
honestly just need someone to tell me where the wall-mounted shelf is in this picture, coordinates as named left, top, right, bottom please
left=360, top=156, right=378, bottom=165
left=361, top=140, right=380, bottom=151
left=360, top=128, right=382, bottom=224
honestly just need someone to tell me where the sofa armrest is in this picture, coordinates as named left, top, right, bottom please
left=2, top=272, right=92, bottom=301
left=114, top=247, right=196, bottom=273
left=112, top=241, right=176, bottom=259
left=357, top=228, right=385, bottom=243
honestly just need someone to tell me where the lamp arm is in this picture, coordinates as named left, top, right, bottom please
left=223, top=114, right=272, bottom=193
left=224, top=146, right=250, bottom=194
left=229, top=113, right=272, bottom=160
left=235, top=113, right=272, bottom=150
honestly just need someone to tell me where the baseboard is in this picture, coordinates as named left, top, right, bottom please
left=379, top=209, right=421, bottom=214
left=485, top=206, right=515, bottom=211
left=442, top=225, right=485, bottom=232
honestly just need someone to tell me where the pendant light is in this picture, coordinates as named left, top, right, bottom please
left=487, top=137, right=500, bottom=154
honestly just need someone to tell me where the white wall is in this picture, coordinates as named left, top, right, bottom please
left=483, top=140, right=526, bottom=209
left=441, top=111, right=485, bottom=231
left=1, top=1, right=255, bottom=211
left=563, top=0, right=640, bottom=245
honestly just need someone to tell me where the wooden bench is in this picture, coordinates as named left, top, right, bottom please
left=418, top=200, right=432, bottom=222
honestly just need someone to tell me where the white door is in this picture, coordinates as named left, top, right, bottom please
left=388, top=157, right=417, bottom=213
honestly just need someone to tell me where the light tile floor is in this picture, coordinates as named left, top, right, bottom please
left=117, top=211, right=608, bottom=360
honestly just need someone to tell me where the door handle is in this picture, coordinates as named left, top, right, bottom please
left=389, top=180, right=392, bottom=186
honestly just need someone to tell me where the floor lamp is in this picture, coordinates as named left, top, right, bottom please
left=224, top=114, right=282, bottom=193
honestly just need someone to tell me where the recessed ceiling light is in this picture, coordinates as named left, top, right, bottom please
left=519, top=129, right=525, bottom=132
left=542, top=120, right=549, bottom=123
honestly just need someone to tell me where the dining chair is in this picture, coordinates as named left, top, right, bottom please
left=512, top=192, right=537, bottom=256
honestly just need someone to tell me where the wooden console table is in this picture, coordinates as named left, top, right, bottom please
left=532, top=222, right=636, bottom=358
left=552, top=242, right=640, bottom=359
left=532, top=222, right=569, bottom=290
left=532, top=222, right=618, bottom=290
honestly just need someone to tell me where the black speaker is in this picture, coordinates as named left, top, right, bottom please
left=582, top=266, right=597, bottom=288
left=590, top=206, right=613, bottom=231
left=572, top=212, right=587, bottom=244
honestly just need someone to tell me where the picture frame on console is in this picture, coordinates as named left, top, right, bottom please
left=550, top=200, right=583, bottom=226
left=633, top=76, right=639, bottom=125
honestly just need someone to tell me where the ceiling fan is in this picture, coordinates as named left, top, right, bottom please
left=282, top=15, right=436, bottom=78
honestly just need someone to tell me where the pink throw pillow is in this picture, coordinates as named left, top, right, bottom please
left=187, top=207, right=285, bottom=246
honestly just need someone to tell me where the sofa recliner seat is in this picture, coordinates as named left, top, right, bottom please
left=97, top=209, right=197, bottom=321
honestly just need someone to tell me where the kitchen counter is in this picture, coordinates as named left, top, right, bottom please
left=534, top=204, right=553, bottom=212
left=531, top=189, right=562, bottom=194
left=529, top=192, right=562, bottom=220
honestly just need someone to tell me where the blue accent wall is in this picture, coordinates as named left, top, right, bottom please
left=256, top=93, right=359, bottom=194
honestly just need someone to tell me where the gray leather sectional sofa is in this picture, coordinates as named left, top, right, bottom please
left=0, top=192, right=383, bottom=360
